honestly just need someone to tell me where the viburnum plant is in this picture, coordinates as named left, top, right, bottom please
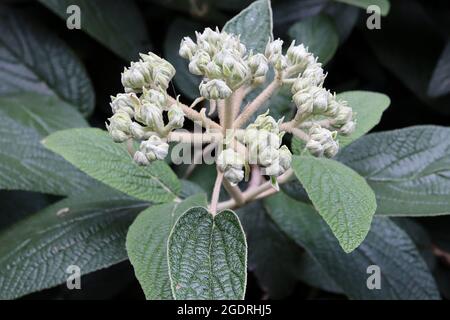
left=7, top=0, right=436, bottom=301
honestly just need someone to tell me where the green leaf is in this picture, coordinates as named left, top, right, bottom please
left=337, top=125, right=450, bottom=216
left=0, top=5, right=94, bottom=116
left=0, top=186, right=148, bottom=299
left=126, top=194, right=207, bottom=300
left=288, top=14, right=339, bottom=65
left=0, top=93, right=88, bottom=137
left=39, top=0, right=150, bottom=61
left=164, top=18, right=203, bottom=100
left=168, top=207, right=247, bottom=300
left=43, top=128, right=181, bottom=203
left=0, top=110, right=94, bottom=195
left=292, top=155, right=377, bottom=253
left=291, top=90, right=390, bottom=154
left=223, top=0, right=273, bottom=53
left=428, top=40, right=450, bottom=98
left=337, top=91, right=390, bottom=147
left=264, top=193, right=440, bottom=299
left=334, top=0, right=390, bottom=16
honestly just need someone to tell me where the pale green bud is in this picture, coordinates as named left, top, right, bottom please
left=305, top=139, right=324, bottom=157
left=217, top=148, right=244, bottom=172
left=179, top=36, right=197, bottom=59
left=219, top=53, right=251, bottom=89
left=140, top=136, right=169, bottom=161
left=278, top=145, right=292, bottom=172
left=333, top=105, right=353, bottom=126
left=259, top=146, right=279, bottom=167
left=168, top=103, right=185, bottom=129
left=130, top=122, right=154, bottom=140
left=293, top=91, right=314, bottom=115
left=247, top=53, right=269, bottom=78
left=251, top=111, right=279, bottom=133
left=110, top=93, right=140, bottom=116
left=141, top=102, right=164, bottom=130
left=106, top=111, right=132, bottom=142
left=307, top=125, right=339, bottom=158
left=205, top=61, right=223, bottom=79
left=141, top=88, right=168, bottom=109
left=224, top=167, right=244, bottom=186
left=199, top=79, right=232, bottom=100
left=270, top=53, right=288, bottom=71
left=121, top=61, right=151, bottom=93
left=339, top=120, right=356, bottom=136
left=323, top=139, right=339, bottom=158
left=265, top=39, right=283, bottom=60
left=286, top=41, right=311, bottom=66
left=302, top=62, right=325, bottom=86
left=311, top=87, right=332, bottom=114
left=189, top=50, right=210, bottom=75
left=133, top=151, right=150, bottom=166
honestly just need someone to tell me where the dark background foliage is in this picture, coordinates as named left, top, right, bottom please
left=1, top=0, right=450, bottom=300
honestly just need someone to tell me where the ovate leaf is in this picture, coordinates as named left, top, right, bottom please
left=292, top=155, right=377, bottom=253
left=0, top=93, right=88, bottom=137
left=288, top=14, right=339, bottom=65
left=428, top=40, right=450, bottom=98
left=168, top=207, right=247, bottom=300
left=223, top=0, right=273, bottom=53
left=334, top=0, right=390, bottom=16
left=0, top=110, right=93, bottom=195
left=126, top=194, right=207, bottom=300
left=337, top=125, right=450, bottom=216
left=265, top=193, right=440, bottom=300
left=40, top=0, right=150, bottom=61
left=0, top=186, right=148, bottom=299
left=0, top=5, right=94, bottom=116
left=43, top=128, right=181, bottom=203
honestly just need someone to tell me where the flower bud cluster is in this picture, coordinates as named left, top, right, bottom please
left=242, top=111, right=292, bottom=178
left=107, top=52, right=185, bottom=166
left=179, top=28, right=270, bottom=99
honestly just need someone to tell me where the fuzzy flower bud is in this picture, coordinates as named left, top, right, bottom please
left=130, top=122, right=153, bottom=140
left=189, top=50, right=211, bottom=75
left=140, top=102, right=164, bottom=130
left=106, top=111, right=132, bottom=143
left=141, top=88, right=167, bottom=109
left=110, top=93, right=140, bottom=116
left=168, top=103, right=185, bottom=129
left=286, top=41, right=311, bottom=67
left=265, top=39, right=283, bottom=60
left=121, top=61, right=151, bottom=93
left=293, top=91, right=314, bottom=115
left=339, top=120, right=356, bottom=136
left=247, top=53, right=269, bottom=78
left=179, top=36, right=197, bottom=59
left=333, top=105, right=353, bottom=126
left=306, top=125, right=339, bottom=158
left=140, top=136, right=169, bottom=161
left=199, top=79, right=232, bottom=100
left=302, top=62, right=326, bottom=87
left=217, top=148, right=245, bottom=185
left=133, top=151, right=150, bottom=166
left=311, top=87, right=333, bottom=114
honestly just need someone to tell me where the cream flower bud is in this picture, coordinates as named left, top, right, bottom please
left=168, top=103, right=185, bottom=129
left=141, top=102, right=164, bottom=130
left=270, top=54, right=288, bottom=71
left=324, top=98, right=340, bottom=117
left=205, top=61, right=222, bottom=79
left=333, top=105, right=353, bottom=126
left=140, top=136, right=169, bottom=161
left=130, top=122, right=154, bottom=140
left=141, top=88, right=167, bottom=108
left=307, top=125, right=339, bottom=158
left=247, top=53, right=269, bottom=78
left=305, top=139, right=324, bottom=157
left=323, top=140, right=339, bottom=158
left=291, top=78, right=311, bottom=94
left=151, top=64, right=176, bottom=91
left=189, top=50, right=210, bottom=75
left=121, top=61, right=151, bottom=93
left=340, top=120, right=356, bottom=136
left=302, top=62, right=325, bottom=86
left=265, top=39, right=283, bottom=60
left=259, top=146, right=279, bottom=167
left=251, top=111, right=279, bottom=133
left=224, top=167, right=244, bottom=186
left=217, top=148, right=245, bottom=172
left=220, top=54, right=251, bottom=89
left=106, top=111, right=132, bottom=142
left=179, top=36, right=197, bottom=59
left=286, top=41, right=310, bottom=66
left=278, top=145, right=292, bottom=172
left=311, top=87, right=332, bottom=114
left=293, top=91, right=314, bottom=115
left=133, top=151, right=150, bottom=166
left=110, top=93, right=140, bottom=116
left=199, top=79, right=232, bottom=100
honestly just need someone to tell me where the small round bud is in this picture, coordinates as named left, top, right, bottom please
left=189, top=50, right=210, bottom=75
left=133, top=151, right=150, bottom=166
left=311, top=87, right=332, bottom=114
left=265, top=39, right=283, bottom=60
left=259, top=146, right=279, bottom=167
left=339, top=120, right=356, bottom=136
left=333, top=105, right=353, bottom=126
left=106, top=111, right=132, bottom=142
left=278, top=145, right=292, bottom=172
left=199, top=79, right=232, bottom=100
left=216, top=148, right=245, bottom=172
left=293, top=91, right=314, bottom=115
left=247, top=53, right=269, bottom=78
left=179, top=36, right=197, bottom=59
left=130, top=122, right=147, bottom=140
left=168, top=103, right=185, bottom=129
left=141, top=88, right=168, bottom=109
left=224, top=167, right=244, bottom=186
left=140, top=102, right=164, bottom=130
left=307, top=125, right=339, bottom=158
left=204, top=61, right=222, bottom=79
left=121, top=61, right=151, bottom=93
left=110, top=93, right=140, bottom=116
left=323, top=139, right=339, bottom=158
left=302, top=62, right=326, bottom=86
left=305, top=139, right=324, bottom=157
left=140, top=136, right=169, bottom=161
left=270, top=53, right=288, bottom=71
left=219, top=53, right=251, bottom=89
left=286, top=41, right=310, bottom=66
left=251, top=111, right=280, bottom=133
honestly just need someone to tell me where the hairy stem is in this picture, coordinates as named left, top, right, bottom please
left=210, top=169, right=224, bottom=215
left=168, top=96, right=221, bottom=130
left=233, top=77, right=282, bottom=129
left=223, top=179, right=245, bottom=206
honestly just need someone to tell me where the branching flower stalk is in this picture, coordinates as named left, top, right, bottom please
left=106, top=27, right=356, bottom=212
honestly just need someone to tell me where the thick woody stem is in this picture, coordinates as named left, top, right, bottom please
left=233, top=77, right=282, bottom=129
left=280, top=122, right=310, bottom=142
left=210, top=169, right=224, bottom=215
